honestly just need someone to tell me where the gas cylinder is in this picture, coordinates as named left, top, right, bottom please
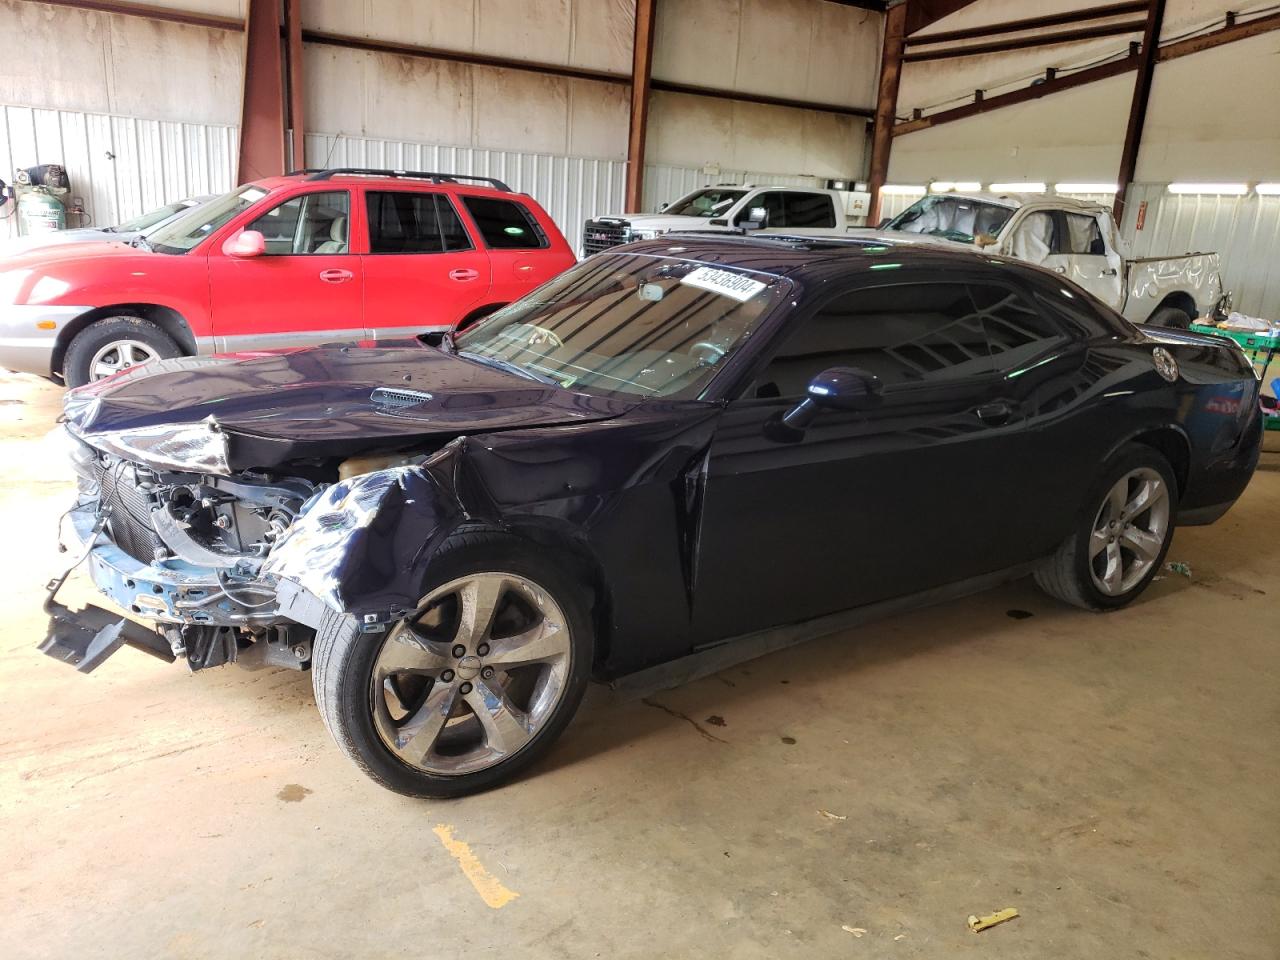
left=17, top=186, right=67, bottom=235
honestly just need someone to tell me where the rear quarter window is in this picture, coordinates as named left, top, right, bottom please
left=461, top=196, right=549, bottom=249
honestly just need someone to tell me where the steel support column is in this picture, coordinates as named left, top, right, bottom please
left=626, top=0, right=657, bottom=212
left=237, top=0, right=287, bottom=184
left=1114, top=0, right=1165, bottom=223
left=284, top=0, right=305, bottom=171
left=867, top=2, right=907, bottom=225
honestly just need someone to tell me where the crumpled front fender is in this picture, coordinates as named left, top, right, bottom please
left=263, top=439, right=489, bottom=620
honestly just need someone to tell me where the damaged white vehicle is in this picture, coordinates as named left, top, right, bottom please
left=882, top=192, right=1229, bottom=327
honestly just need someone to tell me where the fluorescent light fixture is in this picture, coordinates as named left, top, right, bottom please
left=1167, top=182, right=1248, bottom=194
left=880, top=184, right=927, bottom=196
left=989, top=182, right=1046, bottom=193
left=1255, top=183, right=1280, bottom=195
left=1055, top=183, right=1117, bottom=193
left=930, top=181, right=982, bottom=193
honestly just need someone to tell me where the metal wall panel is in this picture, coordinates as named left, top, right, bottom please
left=305, top=133, right=627, bottom=252
left=1120, top=184, right=1280, bottom=319
left=0, top=103, right=238, bottom=240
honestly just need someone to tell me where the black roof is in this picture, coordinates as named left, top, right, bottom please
left=615, top=231, right=1023, bottom=284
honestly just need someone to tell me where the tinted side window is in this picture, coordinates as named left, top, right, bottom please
left=784, top=192, right=837, bottom=228
left=246, top=191, right=349, bottom=255
left=975, top=283, right=1070, bottom=371
left=736, top=192, right=786, bottom=227
left=461, top=196, right=548, bottom=249
left=749, top=283, right=995, bottom=398
left=1032, top=283, right=1117, bottom=338
left=366, top=192, right=472, bottom=254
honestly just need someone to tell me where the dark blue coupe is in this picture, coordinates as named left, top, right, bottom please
left=45, top=235, right=1263, bottom=796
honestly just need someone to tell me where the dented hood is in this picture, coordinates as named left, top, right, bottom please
left=62, top=342, right=635, bottom=473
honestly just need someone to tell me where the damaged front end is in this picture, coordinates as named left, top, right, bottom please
left=42, top=414, right=468, bottom=676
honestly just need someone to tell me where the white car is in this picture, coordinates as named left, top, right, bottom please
left=581, top=184, right=855, bottom=256
left=0, top=196, right=214, bottom=258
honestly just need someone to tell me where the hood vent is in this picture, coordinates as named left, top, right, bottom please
left=371, top=387, right=433, bottom=409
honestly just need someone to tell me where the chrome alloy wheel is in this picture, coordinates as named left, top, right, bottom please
left=1089, top=468, right=1170, bottom=596
left=89, top=339, right=161, bottom=380
left=369, top=573, right=572, bottom=776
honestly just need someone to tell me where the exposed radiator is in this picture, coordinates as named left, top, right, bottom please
left=95, top=460, right=162, bottom=563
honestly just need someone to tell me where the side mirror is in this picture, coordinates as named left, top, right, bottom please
left=741, top=206, right=769, bottom=231
left=223, top=229, right=265, bottom=258
left=781, top=366, right=883, bottom=430
left=975, top=232, right=998, bottom=248
left=876, top=217, right=891, bottom=229
left=658, top=201, right=669, bottom=212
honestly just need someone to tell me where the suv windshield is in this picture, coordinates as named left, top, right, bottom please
left=665, top=188, right=747, bottom=218
left=147, top=185, right=270, bottom=254
left=108, top=200, right=191, bottom=234
left=454, top=253, right=788, bottom=398
left=887, top=195, right=1015, bottom=244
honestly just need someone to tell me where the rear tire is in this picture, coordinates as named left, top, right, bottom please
left=1147, top=306, right=1193, bottom=329
left=1034, top=443, right=1178, bottom=610
left=311, top=533, right=593, bottom=798
left=63, top=316, right=181, bottom=387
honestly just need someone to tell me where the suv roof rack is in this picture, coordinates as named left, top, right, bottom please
left=289, top=168, right=513, bottom=192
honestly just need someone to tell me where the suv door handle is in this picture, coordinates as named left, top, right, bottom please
left=449, top=269, right=480, bottom=281
left=976, top=401, right=1013, bottom=425
left=320, top=268, right=353, bottom=283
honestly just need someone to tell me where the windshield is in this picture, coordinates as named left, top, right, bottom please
left=110, top=200, right=191, bottom=234
left=887, top=195, right=1015, bottom=244
left=147, top=185, right=270, bottom=254
left=454, top=253, right=788, bottom=398
left=665, top=188, right=747, bottom=218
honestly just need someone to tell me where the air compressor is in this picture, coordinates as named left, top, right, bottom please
left=9, top=164, right=87, bottom=236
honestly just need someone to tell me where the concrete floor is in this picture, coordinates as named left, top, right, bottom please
left=1, top=370, right=1277, bottom=960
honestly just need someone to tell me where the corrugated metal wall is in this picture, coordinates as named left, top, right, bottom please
left=0, top=103, right=238, bottom=240
left=3, top=106, right=1275, bottom=320
left=1119, top=185, right=1280, bottom=319
left=305, top=133, right=626, bottom=252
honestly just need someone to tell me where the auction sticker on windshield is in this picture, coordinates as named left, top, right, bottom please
left=680, top=266, right=767, bottom=302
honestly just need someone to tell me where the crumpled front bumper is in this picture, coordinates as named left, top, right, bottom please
left=63, top=501, right=283, bottom=627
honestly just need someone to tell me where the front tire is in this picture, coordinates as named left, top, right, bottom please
left=63, top=315, right=181, bottom=387
left=1034, top=443, right=1178, bottom=610
left=311, top=534, right=593, bottom=798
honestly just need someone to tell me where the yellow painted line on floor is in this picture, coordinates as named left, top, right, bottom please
left=432, top=824, right=520, bottom=909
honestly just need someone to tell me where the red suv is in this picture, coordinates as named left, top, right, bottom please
left=0, top=168, right=576, bottom=386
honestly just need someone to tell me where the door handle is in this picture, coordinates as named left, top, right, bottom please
left=975, top=401, right=1013, bottom=425
left=449, top=268, right=480, bottom=281
left=1102, top=267, right=1118, bottom=276
left=320, top=268, right=353, bottom=283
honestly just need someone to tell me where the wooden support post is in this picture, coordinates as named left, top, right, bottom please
left=625, top=0, right=656, bottom=212
left=285, top=0, right=305, bottom=171
left=1114, top=0, right=1166, bottom=224
left=867, top=2, right=907, bottom=226
left=237, top=0, right=287, bottom=183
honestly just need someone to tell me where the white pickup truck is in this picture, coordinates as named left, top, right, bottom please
left=581, top=184, right=854, bottom=257
left=880, top=192, right=1228, bottom=327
